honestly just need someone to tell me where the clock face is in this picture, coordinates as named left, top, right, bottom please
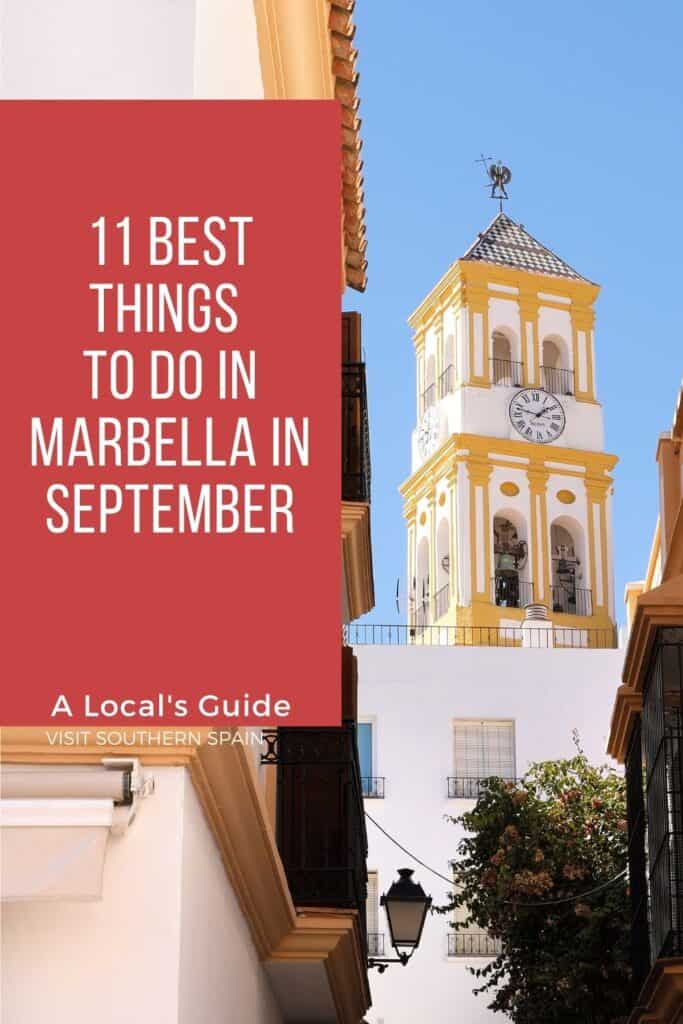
left=509, top=388, right=566, bottom=444
left=418, top=406, right=440, bottom=459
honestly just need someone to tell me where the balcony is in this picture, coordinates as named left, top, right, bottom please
left=447, top=776, right=517, bottom=799
left=492, top=573, right=533, bottom=609
left=419, top=383, right=437, bottom=416
left=448, top=932, right=502, bottom=957
left=345, top=622, right=618, bottom=649
left=342, top=361, right=371, bottom=503
left=265, top=723, right=369, bottom=946
left=361, top=776, right=385, bottom=799
left=439, top=364, right=455, bottom=398
left=368, top=932, right=385, bottom=956
left=541, top=365, right=574, bottom=396
left=491, top=358, right=524, bottom=387
left=551, top=584, right=593, bottom=617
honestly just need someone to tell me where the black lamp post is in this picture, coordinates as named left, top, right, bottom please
left=368, top=868, right=432, bottom=973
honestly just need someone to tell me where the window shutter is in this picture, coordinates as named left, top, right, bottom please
left=366, top=870, right=379, bottom=934
left=453, top=721, right=515, bottom=779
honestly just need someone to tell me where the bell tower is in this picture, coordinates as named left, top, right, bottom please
left=401, top=212, right=617, bottom=642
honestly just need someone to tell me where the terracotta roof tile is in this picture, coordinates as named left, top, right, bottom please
left=331, top=0, right=367, bottom=292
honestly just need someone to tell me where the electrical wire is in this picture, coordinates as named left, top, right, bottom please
left=365, top=810, right=454, bottom=886
left=502, top=868, right=627, bottom=907
left=364, top=810, right=628, bottom=907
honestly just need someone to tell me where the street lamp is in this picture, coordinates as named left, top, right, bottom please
left=368, top=868, right=432, bottom=972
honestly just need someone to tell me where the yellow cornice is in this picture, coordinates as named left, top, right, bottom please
left=341, top=501, right=374, bottom=621
left=626, top=957, right=683, bottom=1023
left=610, top=573, right=683, bottom=762
left=252, top=0, right=334, bottom=100
left=607, top=685, right=642, bottom=764
left=400, top=434, right=617, bottom=505
left=407, top=259, right=600, bottom=337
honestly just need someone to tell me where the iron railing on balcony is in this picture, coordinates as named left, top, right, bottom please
left=342, top=362, right=371, bottom=503
left=625, top=716, right=651, bottom=997
left=551, top=584, right=593, bottom=617
left=641, top=629, right=683, bottom=963
left=541, top=365, right=574, bottom=396
left=439, top=364, right=455, bottom=398
left=344, top=622, right=618, bottom=647
left=361, top=776, right=385, bottom=799
left=419, top=382, right=437, bottom=416
left=266, top=723, right=369, bottom=955
left=448, top=932, right=502, bottom=957
left=491, top=358, right=524, bottom=387
left=434, top=584, right=449, bottom=620
left=492, top=573, right=533, bottom=609
left=368, top=932, right=385, bottom=956
left=448, top=776, right=518, bottom=799
left=344, top=622, right=618, bottom=649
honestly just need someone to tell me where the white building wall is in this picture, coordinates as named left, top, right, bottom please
left=1, top=766, right=282, bottom=1024
left=356, top=643, right=624, bottom=1024
left=0, top=0, right=264, bottom=99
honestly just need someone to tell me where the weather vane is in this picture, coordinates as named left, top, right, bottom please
left=476, top=155, right=512, bottom=212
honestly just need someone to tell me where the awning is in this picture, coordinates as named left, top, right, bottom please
left=1, top=799, right=113, bottom=900
left=0, top=760, right=153, bottom=901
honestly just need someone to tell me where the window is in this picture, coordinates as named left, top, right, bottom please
left=358, top=722, right=373, bottom=778
left=450, top=720, right=515, bottom=798
left=449, top=887, right=502, bottom=957
left=357, top=722, right=384, bottom=797
left=367, top=870, right=384, bottom=955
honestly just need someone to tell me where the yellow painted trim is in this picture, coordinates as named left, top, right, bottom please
left=342, top=501, right=374, bottom=621
left=400, top=433, right=617, bottom=506
left=643, top=520, right=661, bottom=592
left=252, top=0, right=334, bottom=100
left=500, top=481, right=520, bottom=497
left=408, top=259, right=600, bottom=334
left=625, top=958, right=683, bottom=1023
left=467, top=460, right=493, bottom=602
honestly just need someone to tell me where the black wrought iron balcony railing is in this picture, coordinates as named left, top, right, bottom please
left=439, top=364, right=455, bottom=398
left=448, top=932, right=502, bottom=957
left=368, top=932, right=385, bottom=956
left=639, top=629, right=683, bottom=968
left=342, top=361, right=371, bottom=503
left=551, top=585, right=593, bottom=617
left=361, top=776, right=385, bottom=799
left=262, top=723, right=369, bottom=953
left=419, top=383, right=437, bottom=416
left=541, top=365, right=574, bottom=396
left=625, top=716, right=650, bottom=997
left=448, top=776, right=518, bottom=799
left=344, top=622, right=618, bottom=649
left=491, top=358, right=524, bottom=387
left=492, top=573, right=533, bottom=609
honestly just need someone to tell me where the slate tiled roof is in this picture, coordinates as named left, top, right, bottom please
left=462, top=212, right=588, bottom=282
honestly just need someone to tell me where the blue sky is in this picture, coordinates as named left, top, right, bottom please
left=345, top=0, right=683, bottom=625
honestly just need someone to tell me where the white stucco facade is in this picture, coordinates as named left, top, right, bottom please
left=356, top=642, right=624, bottom=1024
left=0, top=0, right=264, bottom=99
left=1, top=766, right=283, bottom=1024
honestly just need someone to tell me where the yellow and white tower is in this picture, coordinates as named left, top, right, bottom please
left=401, top=212, right=617, bottom=642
